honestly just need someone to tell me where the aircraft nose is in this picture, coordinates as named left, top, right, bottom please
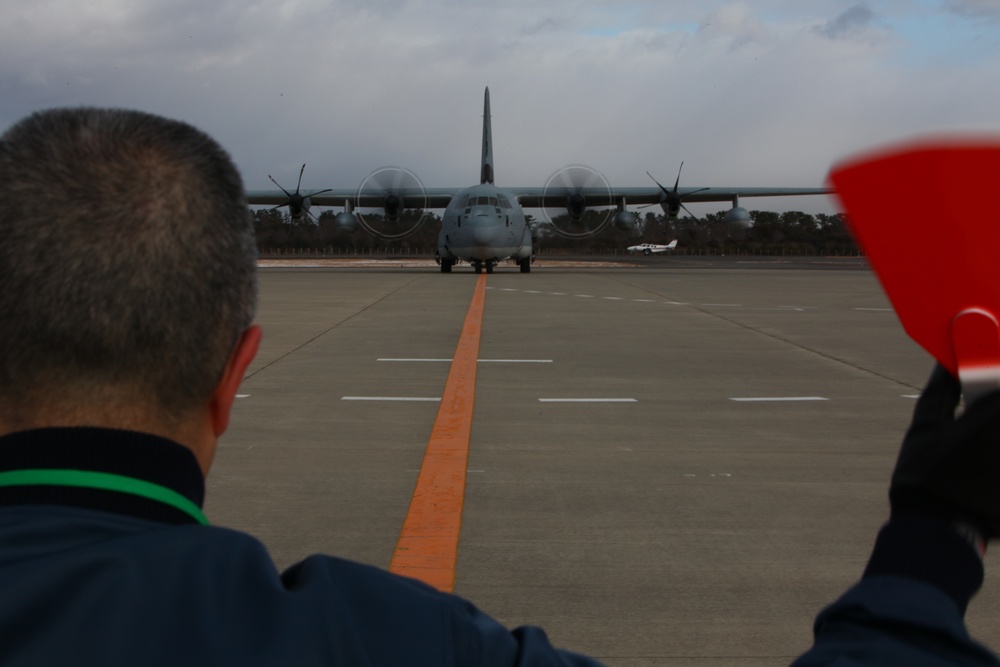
left=470, top=216, right=494, bottom=245
left=471, top=221, right=494, bottom=245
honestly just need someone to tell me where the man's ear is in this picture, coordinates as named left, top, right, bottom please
left=209, top=325, right=262, bottom=438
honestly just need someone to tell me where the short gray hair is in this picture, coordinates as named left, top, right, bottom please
left=0, top=108, right=258, bottom=427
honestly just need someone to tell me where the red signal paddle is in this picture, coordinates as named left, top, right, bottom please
left=828, top=137, right=1000, bottom=403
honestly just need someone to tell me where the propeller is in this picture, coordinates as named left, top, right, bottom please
left=540, top=164, right=614, bottom=239
left=353, top=166, right=431, bottom=241
left=642, top=162, right=709, bottom=219
left=267, top=164, right=332, bottom=223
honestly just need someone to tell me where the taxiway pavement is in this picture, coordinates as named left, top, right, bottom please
left=207, top=259, right=1000, bottom=666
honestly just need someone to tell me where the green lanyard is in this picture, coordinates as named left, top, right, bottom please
left=0, top=469, right=208, bottom=525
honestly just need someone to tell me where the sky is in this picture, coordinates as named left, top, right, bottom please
left=2, top=0, right=999, bottom=216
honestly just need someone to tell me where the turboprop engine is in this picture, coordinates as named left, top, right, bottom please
left=566, top=192, right=587, bottom=218
left=647, top=163, right=707, bottom=221
left=351, top=166, right=432, bottom=241
left=356, top=166, right=425, bottom=224
left=267, top=164, right=332, bottom=223
left=539, top=165, right=619, bottom=239
left=382, top=193, right=404, bottom=221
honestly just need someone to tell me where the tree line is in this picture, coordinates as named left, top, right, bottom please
left=252, top=208, right=859, bottom=256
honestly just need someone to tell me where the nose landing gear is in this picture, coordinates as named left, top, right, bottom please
left=472, top=259, right=495, bottom=274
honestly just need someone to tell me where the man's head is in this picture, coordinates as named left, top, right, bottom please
left=0, top=108, right=258, bottom=447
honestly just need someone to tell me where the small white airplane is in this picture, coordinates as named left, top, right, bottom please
left=627, top=240, right=678, bottom=255
left=247, top=88, right=829, bottom=274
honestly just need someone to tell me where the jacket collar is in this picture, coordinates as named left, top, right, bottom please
left=0, top=427, right=206, bottom=525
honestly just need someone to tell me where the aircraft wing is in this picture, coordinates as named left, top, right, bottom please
left=246, top=185, right=830, bottom=210
left=247, top=186, right=829, bottom=210
left=246, top=188, right=458, bottom=209
left=513, top=186, right=831, bottom=208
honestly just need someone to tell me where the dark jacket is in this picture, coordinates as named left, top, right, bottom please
left=792, top=518, right=1000, bottom=666
left=792, top=575, right=999, bottom=666
left=0, top=428, right=601, bottom=666
left=2, top=428, right=997, bottom=666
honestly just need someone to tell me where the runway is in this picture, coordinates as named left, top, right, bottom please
left=206, top=259, right=1000, bottom=666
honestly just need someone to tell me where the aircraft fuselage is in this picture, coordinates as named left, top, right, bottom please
left=438, top=184, right=532, bottom=269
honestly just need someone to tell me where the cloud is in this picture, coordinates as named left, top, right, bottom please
left=698, top=4, right=773, bottom=51
left=945, top=0, right=1000, bottom=19
left=2, top=1, right=999, bottom=217
left=814, top=4, right=881, bottom=41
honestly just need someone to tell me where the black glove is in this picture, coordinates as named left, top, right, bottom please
left=890, top=364, right=1000, bottom=539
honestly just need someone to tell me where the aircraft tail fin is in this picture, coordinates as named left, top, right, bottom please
left=481, top=87, right=494, bottom=185
left=666, top=239, right=678, bottom=250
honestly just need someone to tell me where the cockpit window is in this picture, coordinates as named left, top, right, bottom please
left=497, top=195, right=511, bottom=209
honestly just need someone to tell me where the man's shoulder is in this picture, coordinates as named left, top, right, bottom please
left=0, top=508, right=602, bottom=666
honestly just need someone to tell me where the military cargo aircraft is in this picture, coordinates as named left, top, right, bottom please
left=247, top=88, right=829, bottom=274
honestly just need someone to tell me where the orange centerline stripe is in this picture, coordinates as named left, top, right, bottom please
left=389, top=274, right=487, bottom=592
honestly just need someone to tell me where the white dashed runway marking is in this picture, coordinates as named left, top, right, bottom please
left=538, top=398, right=638, bottom=403
left=478, top=359, right=553, bottom=363
left=329, top=292, right=909, bottom=409
left=729, top=397, right=829, bottom=402
left=342, top=396, right=441, bottom=402
left=486, top=286, right=893, bottom=314
left=377, top=358, right=553, bottom=363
